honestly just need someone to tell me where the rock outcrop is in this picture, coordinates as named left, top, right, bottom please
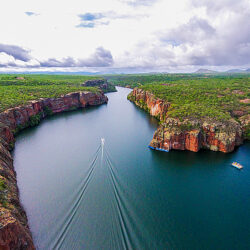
left=128, top=88, right=248, bottom=153
left=82, top=79, right=116, bottom=92
left=0, top=91, right=108, bottom=249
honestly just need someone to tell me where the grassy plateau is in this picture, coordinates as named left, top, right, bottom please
left=107, top=73, right=250, bottom=122
left=0, top=75, right=103, bottom=112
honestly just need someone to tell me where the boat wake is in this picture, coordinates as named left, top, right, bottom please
left=45, top=139, right=151, bottom=250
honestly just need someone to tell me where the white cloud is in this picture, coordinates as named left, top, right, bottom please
left=0, top=0, right=249, bottom=72
left=0, top=53, right=16, bottom=67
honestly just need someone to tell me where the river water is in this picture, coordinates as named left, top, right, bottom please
left=13, top=87, right=250, bottom=249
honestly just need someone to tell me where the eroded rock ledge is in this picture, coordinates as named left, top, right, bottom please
left=128, top=88, right=249, bottom=153
left=0, top=91, right=108, bottom=249
left=81, top=79, right=116, bottom=92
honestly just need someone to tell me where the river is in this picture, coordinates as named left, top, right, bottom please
left=13, top=87, right=250, bottom=249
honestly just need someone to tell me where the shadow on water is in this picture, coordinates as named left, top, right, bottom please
left=15, top=104, right=105, bottom=140
left=129, top=101, right=159, bottom=129
left=150, top=141, right=250, bottom=170
left=150, top=148, right=230, bottom=169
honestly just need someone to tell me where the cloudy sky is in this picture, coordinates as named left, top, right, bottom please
left=0, top=0, right=249, bottom=73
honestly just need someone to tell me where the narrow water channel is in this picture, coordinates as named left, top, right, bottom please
left=13, top=87, right=250, bottom=249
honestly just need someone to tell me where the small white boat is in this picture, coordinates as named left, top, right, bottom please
left=232, top=162, right=243, bottom=170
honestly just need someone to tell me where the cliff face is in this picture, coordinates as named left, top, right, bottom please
left=82, top=79, right=116, bottom=92
left=0, top=91, right=108, bottom=249
left=128, top=88, right=248, bottom=153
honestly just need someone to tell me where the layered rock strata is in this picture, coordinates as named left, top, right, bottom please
left=0, top=91, right=108, bottom=249
left=128, top=88, right=249, bottom=153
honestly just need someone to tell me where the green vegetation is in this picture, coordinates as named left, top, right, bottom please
left=0, top=73, right=249, bottom=124
left=43, top=106, right=53, bottom=116
left=0, top=74, right=103, bottom=112
left=136, top=99, right=150, bottom=112
left=29, top=113, right=42, bottom=127
left=244, top=124, right=250, bottom=140
left=105, top=84, right=117, bottom=92
left=0, top=179, right=6, bottom=191
left=13, top=112, right=45, bottom=134
left=105, top=72, right=250, bottom=89
left=141, top=78, right=249, bottom=121
left=0, top=74, right=102, bottom=85
left=119, top=73, right=250, bottom=122
left=0, top=178, right=7, bottom=207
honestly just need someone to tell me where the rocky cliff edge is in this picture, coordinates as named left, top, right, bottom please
left=128, top=88, right=249, bottom=153
left=0, top=91, right=108, bottom=249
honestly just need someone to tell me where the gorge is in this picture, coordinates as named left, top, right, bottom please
left=9, top=88, right=250, bottom=249
left=0, top=91, right=107, bottom=249
left=0, top=86, right=249, bottom=249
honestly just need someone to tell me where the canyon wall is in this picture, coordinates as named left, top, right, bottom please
left=128, top=88, right=249, bottom=153
left=0, top=91, right=108, bottom=249
left=82, top=79, right=116, bottom=92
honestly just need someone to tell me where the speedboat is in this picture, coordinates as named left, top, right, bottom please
left=232, top=162, right=243, bottom=170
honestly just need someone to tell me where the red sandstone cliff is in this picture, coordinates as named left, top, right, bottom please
left=0, top=91, right=108, bottom=249
left=128, top=88, right=248, bottom=153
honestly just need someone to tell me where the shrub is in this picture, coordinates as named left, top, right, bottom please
left=29, top=113, right=41, bottom=127
left=0, top=179, right=7, bottom=207
left=43, top=106, right=53, bottom=116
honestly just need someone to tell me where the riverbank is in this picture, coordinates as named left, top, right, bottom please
left=0, top=91, right=108, bottom=249
left=12, top=87, right=250, bottom=249
left=128, top=88, right=249, bottom=153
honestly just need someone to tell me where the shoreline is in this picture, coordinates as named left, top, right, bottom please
left=128, top=88, right=249, bottom=153
left=0, top=91, right=108, bottom=249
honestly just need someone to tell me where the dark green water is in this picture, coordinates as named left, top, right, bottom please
left=13, top=87, right=250, bottom=250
